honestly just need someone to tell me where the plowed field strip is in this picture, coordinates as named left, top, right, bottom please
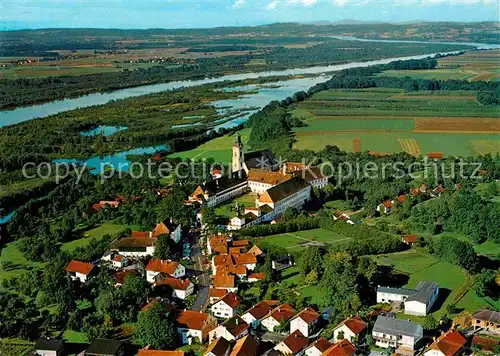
left=414, top=117, right=500, bottom=132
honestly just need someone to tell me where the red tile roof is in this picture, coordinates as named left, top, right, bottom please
left=205, top=337, right=231, bottom=356
left=213, top=273, right=235, bottom=289
left=291, top=307, right=319, bottom=325
left=220, top=316, right=249, bottom=338
left=232, top=253, right=257, bottom=265
left=215, top=292, right=242, bottom=309
left=396, top=194, right=406, bottom=203
left=210, top=288, right=228, bottom=299
left=146, top=259, right=180, bottom=275
left=426, top=330, right=466, bottom=356
left=265, top=303, right=296, bottom=323
left=339, top=316, right=367, bottom=335
left=132, top=231, right=152, bottom=238
left=244, top=300, right=280, bottom=320
left=322, top=339, right=357, bottom=356
left=282, top=330, right=308, bottom=354
left=155, top=277, right=192, bottom=291
left=310, top=338, right=333, bottom=353
left=65, top=260, right=95, bottom=275
left=176, top=310, right=211, bottom=331
left=248, top=272, right=266, bottom=280
left=403, top=234, right=418, bottom=244
left=114, top=269, right=138, bottom=285
left=229, top=335, right=257, bottom=356
left=472, top=335, right=500, bottom=353
left=382, top=200, right=393, bottom=208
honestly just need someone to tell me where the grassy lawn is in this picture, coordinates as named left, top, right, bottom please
left=61, top=223, right=134, bottom=252
left=0, top=240, right=43, bottom=284
left=281, top=265, right=327, bottom=306
left=252, top=228, right=352, bottom=252
left=373, top=249, right=494, bottom=320
left=215, top=192, right=257, bottom=218
left=63, top=329, right=88, bottom=343
left=169, top=128, right=251, bottom=163
left=423, top=232, right=500, bottom=260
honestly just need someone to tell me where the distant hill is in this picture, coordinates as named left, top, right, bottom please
left=307, top=19, right=386, bottom=26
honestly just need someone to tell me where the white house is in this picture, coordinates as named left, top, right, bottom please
left=247, top=168, right=292, bottom=194
left=154, top=277, right=194, bottom=300
left=145, top=259, right=186, bottom=283
left=65, top=260, right=96, bottom=283
left=304, top=337, right=332, bottom=356
left=227, top=216, right=246, bottom=231
left=205, top=337, right=231, bottom=356
left=332, top=316, right=367, bottom=344
left=208, top=315, right=249, bottom=343
left=372, top=316, right=423, bottom=351
left=376, top=286, right=416, bottom=304
left=101, top=251, right=127, bottom=269
left=289, top=307, right=320, bottom=337
left=274, top=330, right=309, bottom=356
left=211, top=292, right=242, bottom=319
left=176, top=310, right=217, bottom=345
left=241, top=300, right=279, bottom=329
left=260, top=304, right=296, bottom=332
left=153, top=219, right=182, bottom=244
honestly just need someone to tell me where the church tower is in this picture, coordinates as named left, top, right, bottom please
left=232, top=134, right=244, bottom=178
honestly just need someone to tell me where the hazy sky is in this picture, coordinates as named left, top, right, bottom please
left=1, top=0, right=499, bottom=30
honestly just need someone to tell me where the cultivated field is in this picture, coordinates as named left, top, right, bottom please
left=292, top=88, right=500, bottom=156
left=378, top=50, right=500, bottom=82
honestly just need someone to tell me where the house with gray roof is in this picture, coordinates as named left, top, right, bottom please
left=372, top=316, right=423, bottom=353
left=376, top=281, right=439, bottom=316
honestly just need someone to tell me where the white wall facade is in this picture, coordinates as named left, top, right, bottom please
left=173, top=282, right=194, bottom=300
left=376, top=291, right=410, bottom=304
left=305, top=346, right=323, bottom=356
left=209, top=325, right=248, bottom=343
left=404, top=301, right=428, bottom=316
left=290, top=318, right=311, bottom=337
left=261, top=316, right=280, bottom=332
left=211, top=300, right=236, bottom=318
left=333, top=325, right=356, bottom=343
left=177, top=327, right=203, bottom=345
left=206, top=182, right=249, bottom=208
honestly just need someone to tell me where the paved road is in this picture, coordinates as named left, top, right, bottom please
left=191, top=232, right=210, bottom=311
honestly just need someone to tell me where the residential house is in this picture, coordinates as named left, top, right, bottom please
left=113, top=269, right=139, bottom=288
left=332, top=316, right=367, bottom=344
left=109, top=235, right=156, bottom=257
left=211, top=292, right=243, bottom=318
left=423, top=330, right=466, bottom=356
left=85, top=339, right=124, bottom=356
left=34, top=339, right=64, bottom=356
left=65, top=260, right=95, bottom=283
left=472, top=309, right=500, bottom=333
left=261, top=303, right=296, bottom=332
left=210, top=287, right=229, bottom=304
left=175, top=310, right=218, bottom=345
left=471, top=335, right=500, bottom=354
left=321, top=339, right=357, bottom=356
left=101, top=251, right=127, bottom=269
left=204, top=337, right=231, bottom=356
left=145, top=259, right=186, bottom=283
left=229, top=335, right=258, bottom=356
left=377, top=200, right=393, bottom=214
left=137, top=347, right=185, bottom=356
left=430, top=184, right=446, bottom=197
left=289, top=307, right=320, bottom=337
left=248, top=272, right=266, bottom=282
left=332, top=212, right=354, bottom=225
left=274, top=330, right=309, bottom=356
left=153, top=219, right=182, bottom=243
left=304, top=337, right=332, bottom=356
left=247, top=245, right=264, bottom=257
left=154, top=277, right=194, bottom=300
left=241, top=300, right=279, bottom=329
left=372, top=316, right=423, bottom=353
left=377, top=286, right=416, bottom=304
left=213, top=273, right=238, bottom=293
left=209, top=315, right=249, bottom=343
left=402, top=234, right=418, bottom=246
left=212, top=254, right=256, bottom=275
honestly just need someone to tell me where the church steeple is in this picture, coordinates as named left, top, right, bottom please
left=232, top=134, right=244, bottom=178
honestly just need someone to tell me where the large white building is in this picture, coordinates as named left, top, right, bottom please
left=377, top=281, right=439, bottom=316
